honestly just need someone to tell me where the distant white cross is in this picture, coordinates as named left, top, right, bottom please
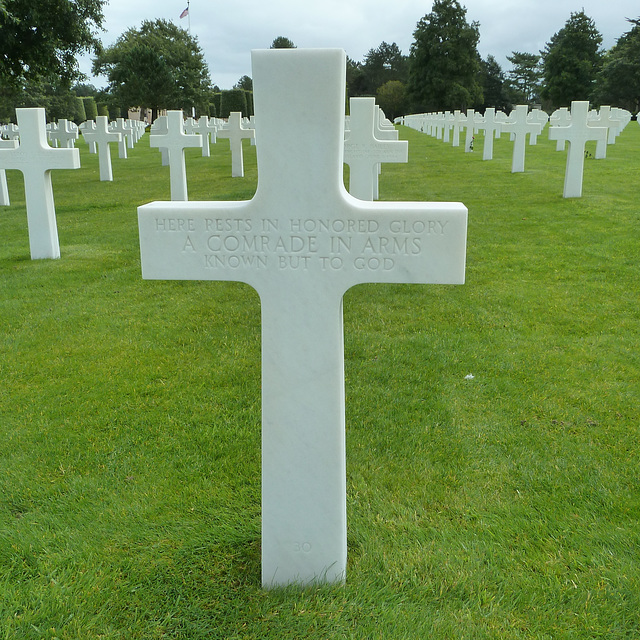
left=110, top=118, right=131, bottom=158
left=0, top=108, right=80, bottom=258
left=217, top=112, right=255, bottom=177
left=0, top=139, right=18, bottom=206
left=501, top=105, right=541, bottom=173
left=549, top=108, right=572, bottom=151
left=344, top=97, right=408, bottom=201
left=192, top=116, right=213, bottom=157
left=83, top=115, right=122, bottom=181
left=450, top=110, right=467, bottom=147
left=474, top=108, right=502, bottom=160
left=548, top=100, right=608, bottom=198
left=149, top=110, right=203, bottom=201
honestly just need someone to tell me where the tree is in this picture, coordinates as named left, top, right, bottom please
left=357, top=42, right=408, bottom=96
left=235, top=75, right=253, bottom=91
left=92, top=19, right=212, bottom=121
left=376, top=80, right=408, bottom=120
left=270, top=37, right=296, bottom=49
left=0, top=0, right=106, bottom=89
left=219, top=89, right=248, bottom=118
left=0, top=76, right=83, bottom=123
left=479, top=54, right=510, bottom=110
left=506, top=52, right=542, bottom=104
left=593, top=18, right=640, bottom=112
left=408, top=0, right=482, bottom=112
left=541, top=10, right=603, bottom=107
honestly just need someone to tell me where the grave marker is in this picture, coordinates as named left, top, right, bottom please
left=149, top=110, right=203, bottom=201
left=217, top=112, right=255, bottom=177
left=0, top=108, right=80, bottom=259
left=344, top=97, right=408, bottom=201
left=501, top=105, right=541, bottom=173
left=79, top=120, right=97, bottom=153
left=0, top=139, right=18, bottom=206
left=192, top=116, right=212, bottom=157
left=82, top=115, right=122, bottom=181
left=450, top=110, right=467, bottom=147
left=49, top=119, right=79, bottom=148
left=110, top=118, right=131, bottom=158
left=138, top=48, right=468, bottom=588
left=474, top=108, right=502, bottom=160
left=548, top=100, right=607, bottom=198
left=549, top=108, right=571, bottom=150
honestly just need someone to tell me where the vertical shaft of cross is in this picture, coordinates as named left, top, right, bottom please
left=260, top=285, right=347, bottom=585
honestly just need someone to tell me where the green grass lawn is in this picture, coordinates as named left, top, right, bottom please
left=1, top=123, right=638, bottom=639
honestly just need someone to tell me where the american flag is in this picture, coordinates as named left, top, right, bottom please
left=180, top=7, right=189, bottom=18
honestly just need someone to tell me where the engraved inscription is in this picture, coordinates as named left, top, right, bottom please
left=152, top=215, right=451, bottom=272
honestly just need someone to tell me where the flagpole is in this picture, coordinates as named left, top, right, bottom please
left=187, top=0, right=191, bottom=34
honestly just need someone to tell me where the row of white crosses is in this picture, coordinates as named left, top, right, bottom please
left=149, top=98, right=407, bottom=204
left=402, top=103, right=634, bottom=197
left=0, top=111, right=149, bottom=255
left=404, top=106, right=546, bottom=171
left=150, top=111, right=254, bottom=190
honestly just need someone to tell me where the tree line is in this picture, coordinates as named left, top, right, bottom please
left=1, top=0, right=639, bottom=123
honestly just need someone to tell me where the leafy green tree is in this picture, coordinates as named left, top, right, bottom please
left=0, top=76, right=79, bottom=122
left=346, top=57, right=367, bottom=97
left=593, top=18, right=640, bottom=112
left=376, top=80, right=408, bottom=120
left=92, top=19, right=212, bottom=121
left=220, top=89, right=248, bottom=118
left=478, top=54, right=510, bottom=110
left=357, top=42, right=408, bottom=96
left=506, top=52, right=542, bottom=104
left=541, top=10, right=603, bottom=107
left=270, top=37, right=296, bottom=49
left=408, top=0, right=482, bottom=112
left=74, top=96, right=87, bottom=124
left=0, top=0, right=106, bottom=89
left=235, top=75, right=253, bottom=91
left=82, top=96, right=98, bottom=120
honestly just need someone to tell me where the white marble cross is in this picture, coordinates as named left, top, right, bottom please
left=548, top=101, right=608, bottom=198
left=217, top=112, right=255, bottom=177
left=138, top=48, right=468, bottom=588
left=589, top=106, right=621, bottom=159
left=549, top=107, right=572, bottom=151
left=0, top=108, right=80, bottom=259
left=2, top=123, right=20, bottom=140
left=442, top=111, right=454, bottom=143
left=149, top=110, right=203, bottom=201
left=110, top=118, right=131, bottom=158
left=527, top=109, right=549, bottom=146
left=474, top=108, right=502, bottom=160
left=344, top=97, right=408, bottom=201
left=463, top=109, right=476, bottom=153
left=0, top=139, right=18, bottom=206
left=450, top=110, right=467, bottom=147
left=501, top=105, right=542, bottom=173
left=192, top=116, right=212, bottom=157
left=82, top=115, right=122, bottom=181
left=150, top=116, right=170, bottom=166
left=49, top=119, right=79, bottom=149
left=79, top=120, right=97, bottom=153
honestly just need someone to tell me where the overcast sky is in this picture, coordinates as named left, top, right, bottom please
left=79, top=0, right=639, bottom=90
